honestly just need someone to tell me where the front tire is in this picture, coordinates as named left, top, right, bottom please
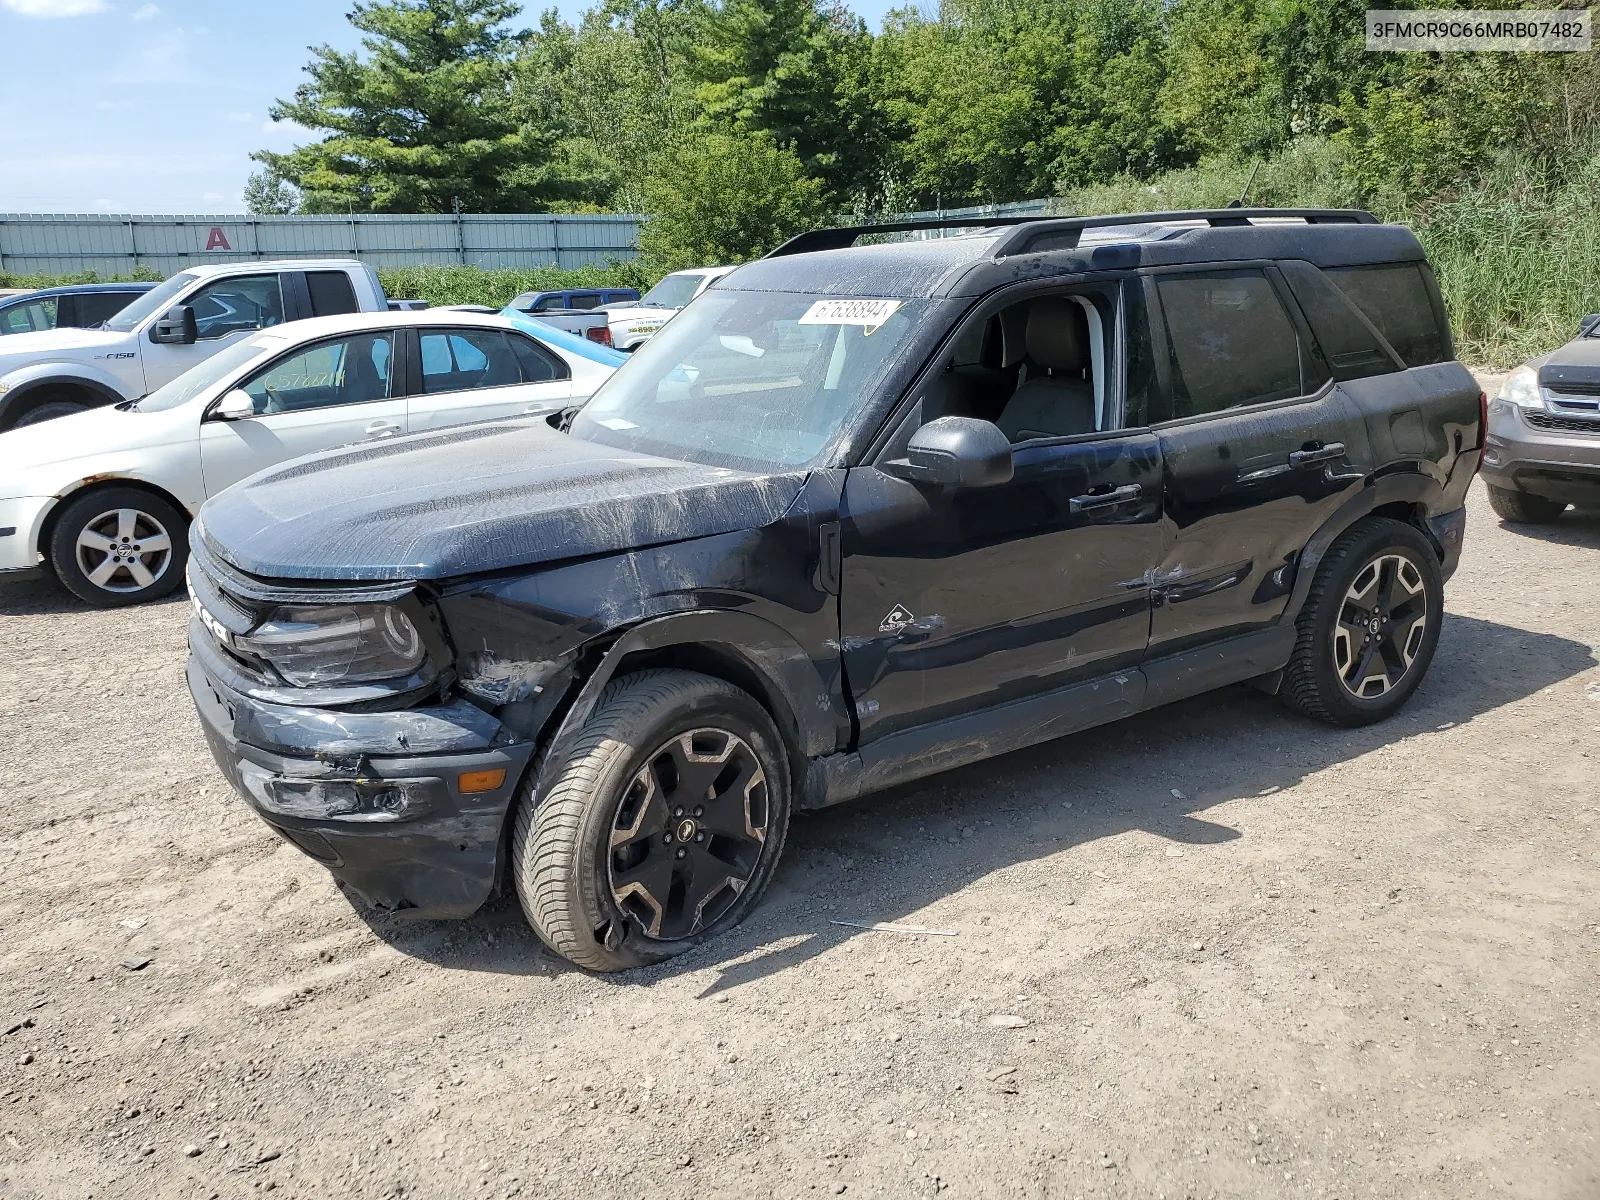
left=511, top=669, right=792, bottom=972
left=1280, top=517, right=1443, bottom=727
left=1486, top=485, right=1566, bottom=524
left=47, top=487, right=188, bottom=607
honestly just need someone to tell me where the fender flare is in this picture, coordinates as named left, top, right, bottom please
left=530, top=609, right=842, bottom=800
left=1282, top=470, right=1447, bottom=623
left=0, top=368, right=129, bottom=426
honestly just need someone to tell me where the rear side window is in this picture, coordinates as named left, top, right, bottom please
left=1, top=297, right=57, bottom=334
left=569, top=293, right=604, bottom=309
left=1324, top=263, right=1447, bottom=368
left=420, top=328, right=564, bottom=393
left=1279, top=261, right=1398, bottom=382
left=509, top=334, right=566, bottom=382
left=1155, top=269, right=1303, bottom=418
left=307, top=270, right=360, bottom=317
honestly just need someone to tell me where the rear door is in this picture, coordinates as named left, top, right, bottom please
left=1143, top=265, right=1374, bottom=655
left=199, top=329, right=406, bottom=495
left=405, top=326, right=572, bottom=431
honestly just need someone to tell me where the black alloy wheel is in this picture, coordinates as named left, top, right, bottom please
left=607, top=728, right=769, bottom=941
left=512, top=669, right=791, bottom=972
left=1330, top=552, right=1429, bottom=700
left=1280, top=517, right=1443, bottom=727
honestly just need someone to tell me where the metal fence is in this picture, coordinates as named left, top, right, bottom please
left=0, top=212, right=644, bottom=278
left=0, top=200, right=1070, bottom=279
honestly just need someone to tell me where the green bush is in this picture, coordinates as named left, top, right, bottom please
left=376, top=261, right=651, bottom=308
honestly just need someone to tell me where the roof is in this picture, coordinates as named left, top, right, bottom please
left=178, top=258, right=368, bottom=280
left=718, top=213, right=1427, bottom=300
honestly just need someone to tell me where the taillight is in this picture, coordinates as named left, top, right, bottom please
left=586, top=325, right=613, bottom=347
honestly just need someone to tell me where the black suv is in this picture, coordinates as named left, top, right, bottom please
left=185, top=209, right=1481, bottom=971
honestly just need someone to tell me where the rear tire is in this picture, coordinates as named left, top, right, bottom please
left=1486, top=484, right=1566, bottom=524
left=1279, top=517, right=1443, bottom=727
left=47, top=487, right=188, bottom=607
left=511, top=669, right=791, bottom=972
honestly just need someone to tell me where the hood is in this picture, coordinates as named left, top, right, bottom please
left=0, top=402, right=193, bottom=485
left=197, top=418, right=808, bottom=582
left=0, top=326, right=131, bottom=368
left=1536, top=336, right=1600, bottom=390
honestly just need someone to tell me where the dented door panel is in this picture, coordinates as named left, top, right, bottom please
left=838, top=432, right=1164, bottom=745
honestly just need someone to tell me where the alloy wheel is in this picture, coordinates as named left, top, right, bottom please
left=607, top=728, right=769, bottom=941
left=1331, top=551, right=1428, bottom=699
left=74, top=508, right=174, bottom=594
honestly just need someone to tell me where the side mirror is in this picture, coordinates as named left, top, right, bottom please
left=883, top=416, right=1014, bottom=489
left=1580, top=313, right=1600, bottom=338
left=212, top=389, right=255, bottom=421
left=150, top=304, right=197, bottom=345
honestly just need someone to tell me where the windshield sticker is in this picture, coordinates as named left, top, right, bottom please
left=595, top=417, right=638, bottom=431
left=798, top=299, right=903, bottom=334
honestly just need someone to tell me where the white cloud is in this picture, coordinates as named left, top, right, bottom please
left=130, top=2, right=158, bottom=18
left=1, top=0, right=109, bottom=15
left=224, top=111, right=254, bottom=123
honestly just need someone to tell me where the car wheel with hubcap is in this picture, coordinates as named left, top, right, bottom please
left=1280, top=517, right=1443, bottom=727
left=47, top=486, right=188, bottom=607
left=512, top=669, right=791, bottom=971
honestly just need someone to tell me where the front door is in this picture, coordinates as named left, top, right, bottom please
left=143, top=272, right=287, bottom=392
left=839, top=428, right=1164, bottom=745
left=199, top=330, right=406, bottom=496
left=1142, top=266, right=1375, bottom=655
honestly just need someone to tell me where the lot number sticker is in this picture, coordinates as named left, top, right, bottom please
left=799, top=299, right=903, bottom=333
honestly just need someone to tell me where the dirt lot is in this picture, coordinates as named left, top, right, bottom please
left=1, top=475, right=1597, bottom=1200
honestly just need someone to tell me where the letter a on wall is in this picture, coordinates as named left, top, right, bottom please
left=205, top=226, right=232, bottom=251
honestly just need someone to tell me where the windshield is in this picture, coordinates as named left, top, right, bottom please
left=104, top=272, right=197, bottom=332
left=638, top=273, right=705, bottom=310
left=132, top=335, right=281, bottom=411
left=570, top=290, right=931, bottom=471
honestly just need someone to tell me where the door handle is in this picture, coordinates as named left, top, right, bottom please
left=1288, top=442, right=1345, bottom=468
left=1069, top=483, right=1142, bottom=514
left=365, top=420, right=403, bottom=437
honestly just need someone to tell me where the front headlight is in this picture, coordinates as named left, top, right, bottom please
left=1498, top=366, right=1541, bottom=409
left=234, top=603, right=425, bottom=687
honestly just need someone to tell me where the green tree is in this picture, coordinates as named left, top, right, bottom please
left=253, top=0, right=562, bottom=213
left=242, top=169, right=300, bottom=215
left=637, top=130, right=825, bottom=270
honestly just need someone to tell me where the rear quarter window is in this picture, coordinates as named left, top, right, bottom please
left=1324, top=263, right=1448, bottom=368
left=1279, top=261, right=1400, bottom=382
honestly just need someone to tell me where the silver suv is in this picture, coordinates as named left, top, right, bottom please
left=1483, top=315, right=1600, bottom=522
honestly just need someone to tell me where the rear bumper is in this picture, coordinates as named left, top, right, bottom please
left=1482, top=404, right=1600, bottom=504
left=1427, top=507, right=1467, bottom=584
left=186, top=650, right=534, bottom=919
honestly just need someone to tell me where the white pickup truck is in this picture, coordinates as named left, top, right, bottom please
left=0, top=259, right=389, bottom=431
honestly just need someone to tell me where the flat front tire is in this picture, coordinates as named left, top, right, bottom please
left=511, top=669, right=792, bottom=972
left=1279, top=517, right=1443, bottom=727
left=47, top=487, right=188, bottom=607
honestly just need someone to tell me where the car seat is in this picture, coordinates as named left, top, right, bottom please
left=996, top=298, right=1095, bottom=442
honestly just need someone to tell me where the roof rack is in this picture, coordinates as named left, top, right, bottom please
left=765, top=208, right=1380, bottom=259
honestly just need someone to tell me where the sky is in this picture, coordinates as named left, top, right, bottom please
left=0, top=0, right=903, bottom=214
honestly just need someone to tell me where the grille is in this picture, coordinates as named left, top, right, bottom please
left=1524, top=409, right=1600, bottom=434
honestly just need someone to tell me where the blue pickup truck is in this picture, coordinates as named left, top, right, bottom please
left=510, top=288, right=639, bottom=314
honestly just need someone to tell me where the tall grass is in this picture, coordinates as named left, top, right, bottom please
left=1059, top=138, right=1600, bottom=368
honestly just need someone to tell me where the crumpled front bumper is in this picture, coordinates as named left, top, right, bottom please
left=186, top=641, right=534, bottom=919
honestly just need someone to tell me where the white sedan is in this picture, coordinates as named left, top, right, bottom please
left=0, top=309, right=620, bottom=606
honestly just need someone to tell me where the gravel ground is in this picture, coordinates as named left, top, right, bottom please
left=1, top=472, right=1597, bottom=1200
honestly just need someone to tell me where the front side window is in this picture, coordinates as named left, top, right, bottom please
left=1325, top=263, right=1447, bottom=368
left=188, top=274, right=285, bottom=340
left=1156, top=270, right=1303, bottom=418
left=0, top=298, right=57, bottom=334
left=419, top=329, right=527, bottom=393
left=104, top=272, right=196, bottom=332
left=572, top=290, right=932, bottom=472
left=532, top=295, right=566, bottom=312
left=240, top=332, right=394, bottom=415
